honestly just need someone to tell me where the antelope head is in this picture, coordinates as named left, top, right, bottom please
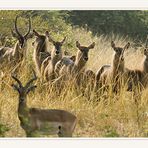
left=11, top=70, right=37, bottom=103
left=45, top=31, right=66, bottom=55
left=76, top=41, right=95, bottom=61
left=111, top=41, right=130, bottom=60
left=32, top=29, right=47, bottom=52
left=11, top=16, right=32, bottom=51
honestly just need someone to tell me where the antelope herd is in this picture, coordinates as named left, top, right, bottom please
left=1, top=16, right=148, bottom=137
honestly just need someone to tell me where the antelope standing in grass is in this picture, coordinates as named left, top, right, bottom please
left=126, top=40, right=148, bottom=92
left=52, top=41, right=95, bottom=94
left=95, top=41, right=130, bottom=93
left=0, top=16, right=32, bottom=63
left=55, top=41, right=95, bottom=95
left=73, top=41, right=95, bottom=75
left=43, top=32, right=66, bottom=81
left=11, top=70, right=77, bottom=137
left=59, top=41, right=95, bottom=77
left=32, top=30, right=50, bottom=77
left=72, top=41, right=95, bottom=86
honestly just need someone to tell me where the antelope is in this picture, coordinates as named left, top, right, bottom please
left=1, top=16, right=32, bottom=63
left=43, top=32, right=66, bottom=81
left=32, top=29, right=51, bottom=77
left=69, top=41, right=95, bottom=86
left=73, top=41, right=95, bottom=74
left=95, top=41, right=130, bottom=93
left=11, top=70, right=77, bottom=137
left=126, top=40, right=148, bottom=91
left=59, top=41, right=95, bottom=77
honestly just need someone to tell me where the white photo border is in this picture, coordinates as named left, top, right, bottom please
left=0, top=0, right=148, bottom=148
left=0, top=0, right=148, bottom=10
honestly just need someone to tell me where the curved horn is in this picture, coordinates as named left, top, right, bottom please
left=24, top=17, right=31, bottom=38
left=14, top=16, right=23, bottom=39
left=11, top=74, right=23, bottom=87
left=25, top=69, right=37, bottom=88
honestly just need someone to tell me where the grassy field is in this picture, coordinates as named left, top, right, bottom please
left=0, top=28, right=148, bottom=137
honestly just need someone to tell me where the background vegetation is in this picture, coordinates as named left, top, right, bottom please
left=1, top=10, right=148, bottom=42
left=0, top=10, right=148, bottom=137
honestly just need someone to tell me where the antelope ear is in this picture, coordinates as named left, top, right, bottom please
left=46, top=32, right=55, bottom=44
left=76, top=41, right=81, bottom=49
left=88, top=42, right=95, bottom=49
left=111, top=41, right=116, bottom=48
left=33, top=29, right=40, bottom=37
left=45, top=30, right=50, bottom=36
left=61, top=37, right=66, bottom=44
left=124, top=42, right=130, bottom=50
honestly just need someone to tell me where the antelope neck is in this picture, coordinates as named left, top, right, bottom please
left=143, top=56, right=148, bottom=73
left=74, top=52, right=87, bottom=72
left=18, top=100, right=29, bottom=122
left=112, top=54, right=125, bottom=75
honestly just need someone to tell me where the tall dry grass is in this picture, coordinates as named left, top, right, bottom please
left=0, top=28, right=147, bottom=137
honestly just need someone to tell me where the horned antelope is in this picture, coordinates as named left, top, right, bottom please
left=32, top=29, right=51, bottom=77
left=1, top=16, right=32, bottom=63
left=43, top=31, right=66, bottom=81
left=11, top=70, right=77, bottom=137
left=95, top=41, right=130, bottom=93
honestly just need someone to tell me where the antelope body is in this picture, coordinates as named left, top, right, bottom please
left=43, top=32, right=66, bottom=81
left=60, top=41, right=95, bottom=80
left=32, top=30, right=50, bottom=77
left=11, top=71, right=77, bottom=137
left=126, top=45, right=148, bottom=91
left=95, top=41, right=130, bottom=92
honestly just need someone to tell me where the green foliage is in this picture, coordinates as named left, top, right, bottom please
left=0, top=10, right=72, bottom=46
left=68, top=10, right=148, bottom=39
left=0, top=123, right=9, bottom=137
left=1, top=10, right=148, bottom=46
left=104, top=126, right=120, bottom=137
